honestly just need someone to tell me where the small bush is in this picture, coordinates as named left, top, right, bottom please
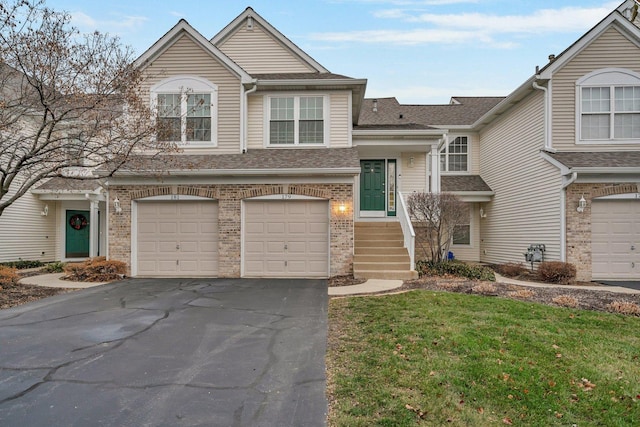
left=497, top=262, right=526, bottom=278
left=508, top=289, right=536, bottom=299
left=0, top=259, right=44, bottom=269
left=0, top=266, right=19, bottom=286
left=63, top=257, right=126, bottom=282
left=471, top=283, right=497, bottom=295
left=607, top=301, right=640, bottom=316
left=416, top=260, right=496, bottom=282
left=552, top=295, right=579, bottom=308
left=537, top=261, right=577, bottom=285
left=43, top=262, right=66, bottom=273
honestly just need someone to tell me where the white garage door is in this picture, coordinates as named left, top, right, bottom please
left=137, top=201, right=218, bottom=277
left=243, top=200, right=329, bottom=278
left=592, top=199, right=640, bottom=280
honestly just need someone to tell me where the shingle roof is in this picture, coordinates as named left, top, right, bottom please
left=34, top=177, right=104, bottom=192
left=547, top=151, right=640, bottom=169
left=113, top=148, right=361, bottom=174
left=252, top=72, right=354, bottom=80
left=441, top=175, right=493, bottom=192
left=358, top=97, right=505, bottom=127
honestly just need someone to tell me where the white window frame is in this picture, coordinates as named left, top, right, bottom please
left=452, top=203, right=471, bottom=247
left=263, top=94, right=329, bottom=147
left=440, top=136, right=469, bottom=173
left=150, top=76, right=218, bottom=148
left=576, top=68, right=640, bottom=144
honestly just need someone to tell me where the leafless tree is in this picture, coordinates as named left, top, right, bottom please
left=407, top=192, right=468, bottom=262
left=0, top=0, right=165, bottom=217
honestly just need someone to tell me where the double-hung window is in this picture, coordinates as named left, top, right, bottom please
left=452, top=203, right=471, bottom=246
left=268, top=95, right=326, bottom=145
left=578, top=68, right=640, bottom=142
left=440, top=136, right=468, bottom=172
left=151, top=76, right=218, bottom=147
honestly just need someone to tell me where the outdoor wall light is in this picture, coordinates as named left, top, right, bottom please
left=577, top=195, right=587, bottom=213
left=338, top=203, right=347, bottom=213
left=41, top=204, right=48, bottom=216
left=113, top=197, right=123, bottom=214
left=479, top=206, right=487, bottom=218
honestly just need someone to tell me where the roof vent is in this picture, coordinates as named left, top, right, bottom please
left=399, top=113, right=404, bottom=119
left=372, top=99, right=378, bottom=113
left=548, top=54, right=556, bottom=62
left=247, top=16, right=254, bottom=30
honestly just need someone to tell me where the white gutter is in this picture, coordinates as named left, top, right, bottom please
left=532, top=79, right=555, bottom=152
left=256, top=78, right=368, bottom=87
left=242, top=81, right=258, bottom=153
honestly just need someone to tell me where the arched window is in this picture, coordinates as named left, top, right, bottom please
left=577, top=68, right=640, bottom=142
left=151, top=76, right=218, bottom=147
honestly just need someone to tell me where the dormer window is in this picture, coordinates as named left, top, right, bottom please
left=577, top=68, right=640, bottom=143
left=151, top=76, right=218, bottom=147
left=266, top=95, right=327, bottom=146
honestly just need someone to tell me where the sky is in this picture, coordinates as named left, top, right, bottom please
left=46, top=0, right=625, bottom=104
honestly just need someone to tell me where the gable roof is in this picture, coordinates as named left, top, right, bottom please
left=545, top=151, right=640, bottom=171
left=357, top=97, right=504, bottom=129
left=210, top=7, right=328, bottom=73
left=134, top=19, right=252, bottom=83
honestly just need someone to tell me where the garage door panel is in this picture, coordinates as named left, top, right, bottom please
left=244, top=200, right=329, bottom=278
left=592, top=199, right=639, bottom=280
left=137, top=201, right=218, bottom=277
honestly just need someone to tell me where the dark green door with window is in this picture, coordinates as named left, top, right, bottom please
left=66, top=210, right=90, bottom=258
left=360, top=160, right=385, bottom=211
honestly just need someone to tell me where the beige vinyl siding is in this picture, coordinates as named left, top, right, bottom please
left=552, top=26, right=640, bottom=151
left=0, top=182, right=56, bottom=263
left=247, top=91, right=351, bottom=149
left=479, top=90, right=562, bottom=265
left=247, top=94, right=264, bottom=150
left=217, top=22, right=316, bottom=74
left=143, top=35, right=242, bottom=154
left=329, top=92, right=350, bottom=147
left=469, top=134, right=481, bottom=174
left=451, top=204, right=480, bottom=262
left=400, top=153, right=428, bottom=193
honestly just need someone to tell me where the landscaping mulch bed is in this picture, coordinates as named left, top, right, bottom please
left=0, top=282, right=74, bottom=310
left=391, top=276, right=640, bottom=316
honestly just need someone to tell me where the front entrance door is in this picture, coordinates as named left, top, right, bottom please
left=65, top=210, right=90, bottom=258
left=360, top=160, right=385, bottom=212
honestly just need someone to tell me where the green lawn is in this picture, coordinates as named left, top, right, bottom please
left=327, top=291, right=640, bottom=426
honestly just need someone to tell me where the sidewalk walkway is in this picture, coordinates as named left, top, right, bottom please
left=494, top=273, right=639, bottom=295
left=19, top=273, right=108, bottom=289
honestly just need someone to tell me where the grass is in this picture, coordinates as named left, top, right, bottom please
left=327, top=291, right=640, bottom=426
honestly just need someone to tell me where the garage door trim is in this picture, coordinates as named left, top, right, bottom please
left=131, top=195, right=218, bottom=277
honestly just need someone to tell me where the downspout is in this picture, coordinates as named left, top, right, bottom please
left=532, top=79, right=554, bottom=152
left=242, top=81, right=258, bottom=153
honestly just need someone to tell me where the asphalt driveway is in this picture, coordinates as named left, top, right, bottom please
left=0, top=278, right=328, bottom=426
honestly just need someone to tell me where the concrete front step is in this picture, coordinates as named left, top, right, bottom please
left=355, top=221, right=402, bottom=228
left=355, top=232, right=404, bottom=240
left=354, top=261, right=411, bottom=271
left=355, top=247, right=408, bottom=255
left=354, top=270, right=418, bottom=280
left=354, top=254, right=410, bottom=263
left=355, top=239, right=404, bottom=248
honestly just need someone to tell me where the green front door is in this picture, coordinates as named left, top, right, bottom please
left=360, top=160, right=385, bottom=211
left=66, top=210, right=90, bottom=258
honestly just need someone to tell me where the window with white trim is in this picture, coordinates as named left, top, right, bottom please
left=452, top=203, right=471, bottom=245
left=151, top=76, right=217, bottom=147
left=267, top=95, right=326, bottom=145
left=440, top=136, right=468, bottom=172
left=578, top=68, right=640, bottom=142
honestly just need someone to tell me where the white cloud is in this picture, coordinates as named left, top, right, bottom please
left=70, top=11, right=148, bottom=34
left=169, top=11, right=186, bottom=18
left=312, top=2, right=621, bottom=48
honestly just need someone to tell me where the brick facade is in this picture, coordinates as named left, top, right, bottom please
left=565, top=183, right=639, bottom=282
left=108, top=183, right=353, bottom=278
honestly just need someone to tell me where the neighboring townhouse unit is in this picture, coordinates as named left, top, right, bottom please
left=5, top=1, right=640, bottom=283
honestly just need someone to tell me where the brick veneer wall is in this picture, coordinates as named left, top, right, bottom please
left=565, top=183, right=639, bottom=282
left=108, top=183, right=353, bottom=277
